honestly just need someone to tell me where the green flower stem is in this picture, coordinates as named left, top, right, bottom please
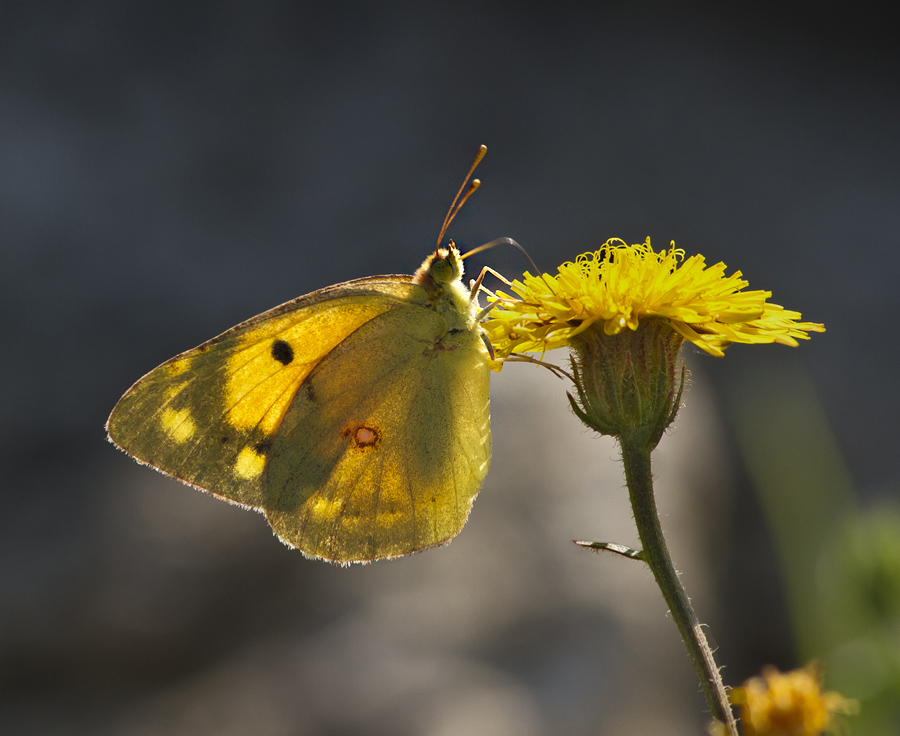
left=619, top=430, right=737, bottom=736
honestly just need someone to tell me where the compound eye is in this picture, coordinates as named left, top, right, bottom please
left=430, top=257, right=455, bottom=283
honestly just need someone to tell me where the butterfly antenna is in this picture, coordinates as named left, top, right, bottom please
left=436, top=144, right=487, bottom=249
left=463, top=237, right=560, bottom=304
left=461, top=237, right=541, bottom=276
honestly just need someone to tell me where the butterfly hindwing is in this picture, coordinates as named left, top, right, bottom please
left=263, top=304, right=491, bottom=561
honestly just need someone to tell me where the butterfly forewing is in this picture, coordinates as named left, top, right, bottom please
left=107, top=280, right=420, bottom=508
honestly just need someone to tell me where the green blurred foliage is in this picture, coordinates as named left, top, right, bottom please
left=726, top=356, right=900, bottom=735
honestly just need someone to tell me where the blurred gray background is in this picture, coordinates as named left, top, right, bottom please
left=3, top=2, right=898, bottom=734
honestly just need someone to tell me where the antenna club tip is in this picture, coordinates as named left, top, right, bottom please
left=436, top=146, right=488, bottom=247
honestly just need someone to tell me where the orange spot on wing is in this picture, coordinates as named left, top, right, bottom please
left=340, top=422, right=381, bottom=449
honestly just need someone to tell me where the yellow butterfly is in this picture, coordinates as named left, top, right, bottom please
left=107, top=147, right=494, bottom=564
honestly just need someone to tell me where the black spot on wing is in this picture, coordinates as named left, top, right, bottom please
left=271, top=339, right=294, bottom=365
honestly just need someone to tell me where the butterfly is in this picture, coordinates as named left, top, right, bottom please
left=107, top=147, right=494, bottom=564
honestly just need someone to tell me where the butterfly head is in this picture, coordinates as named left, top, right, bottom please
left=413, top=241, right=464, bottom=290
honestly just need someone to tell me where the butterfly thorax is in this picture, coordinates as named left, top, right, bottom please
left=412, top=243, right=478, bottom=332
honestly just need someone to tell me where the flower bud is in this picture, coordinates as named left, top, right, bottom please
left=568, top=318, right=685, bottom=450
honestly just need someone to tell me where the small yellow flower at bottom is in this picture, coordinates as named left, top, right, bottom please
left=729, top=664, right=858, bottom=736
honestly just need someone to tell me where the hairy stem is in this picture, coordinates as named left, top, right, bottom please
left=619, top=430, right=737, bottom=735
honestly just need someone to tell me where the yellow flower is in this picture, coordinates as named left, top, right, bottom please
left=485, top=238, right=824, bottom=362
left=730, top=664, right=857, bottom=736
